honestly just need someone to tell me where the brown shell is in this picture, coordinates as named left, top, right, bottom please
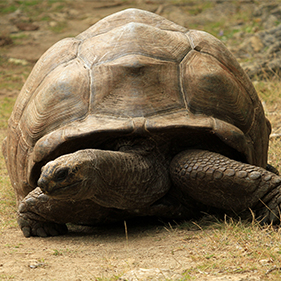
left=2, top=8, right=271, bottom=202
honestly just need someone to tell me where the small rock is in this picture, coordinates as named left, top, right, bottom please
left=67, top=9, right=80, bottom=18
left=8, top=58, right=29, bottom=66
left=119, top=268, right=182, bottom=281
left=49, top=21, right=58, bottom=27
left=29, top=261, right=46, bottom=269
left=0, top=35, right=13, bottom=46
left=16, top=22, right=39, bottom=31
left=259, top=258, right=273, bottom=265
left=249, top=36, right=264, bottom=52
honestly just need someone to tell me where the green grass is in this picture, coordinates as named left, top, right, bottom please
left=9, top=33, right=30, bottom=46
left=0, top=57, right=32, bottom=91
left=0, top=0, right=66, bottom=20
left=0, top=97, right=15, bottom=129
left=48, top=21, right=68, bottom=33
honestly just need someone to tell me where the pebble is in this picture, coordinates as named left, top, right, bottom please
left=8, top=58, right=28, bottom=66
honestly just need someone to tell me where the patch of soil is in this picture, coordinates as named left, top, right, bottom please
left=0, top=221, right=262, bottom=281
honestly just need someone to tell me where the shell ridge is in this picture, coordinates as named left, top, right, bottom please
left=88, top=68, right=94, bottom=115
left=179, top=51, right=198, bottom=111
left=77, top=42, right=91, bottom=69
left=179, top=64, right=189, bottom=112
left=79, top=21, right=190, bottom=66
left=76, top=8, right=187, bottom=40
left=77, top=25, right=188, bottom=42
left=185, top=31, right=195, bottom=50
left=95, top=53, right=177, bottom=66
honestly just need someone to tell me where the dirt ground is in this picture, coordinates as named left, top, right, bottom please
left=0, top=220, right=267, bottom=281
left=1, top=1, right=281, bottom=280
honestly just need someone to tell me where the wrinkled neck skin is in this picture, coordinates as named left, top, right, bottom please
left=37, top=138, right=171, bottom=210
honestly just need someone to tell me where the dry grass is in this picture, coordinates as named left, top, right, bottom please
left=0, top=98, right=17, bottom=231
left=176, top=215, right=281, bottom=280
left=255, top=79, right=281, bottom=170
left=0, top=58, right=27, bottom=232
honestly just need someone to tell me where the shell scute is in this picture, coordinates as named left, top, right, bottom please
left=187, top=30, right=259, bottom=104
left=180, top=51, right=254, bottom=133
left=10, top=38, right=80, bottom=127
left=19, top=58, right=90, bottom=147
left=78, top=22, right=191, bottom=68
left=91, top=55, right=184, bottom=117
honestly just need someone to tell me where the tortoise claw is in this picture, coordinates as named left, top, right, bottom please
left=17, top=211, right=68, bottom=237
left=256, top=189, right=281, bottom=225
left=18, top=187, right=68, bottom=237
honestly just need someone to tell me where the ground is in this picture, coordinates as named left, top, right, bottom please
left=1, top=1, right=281, bottom=280
left=3, top=219, right=277, bottom=281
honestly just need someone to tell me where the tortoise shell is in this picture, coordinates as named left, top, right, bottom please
left=2, top=8, right=271, bottom=202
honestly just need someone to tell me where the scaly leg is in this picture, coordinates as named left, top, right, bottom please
left=170, top=149, right=281, bottom=223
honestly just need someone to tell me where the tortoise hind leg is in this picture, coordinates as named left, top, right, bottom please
left=170, top=149, right=281, bottom=223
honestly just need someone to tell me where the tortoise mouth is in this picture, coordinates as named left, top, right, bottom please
left=40, top=180, right=83, bottom=199
left=29, top=132, right=124, bottom=188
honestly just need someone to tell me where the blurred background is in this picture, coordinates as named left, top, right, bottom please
left=2, top=0, right=281, bottom=79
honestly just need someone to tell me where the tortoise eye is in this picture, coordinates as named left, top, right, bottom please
left=54, top=167, right=69, bottom=182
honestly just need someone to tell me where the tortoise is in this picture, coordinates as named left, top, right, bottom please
left=2, top=8, right=281, bottom=238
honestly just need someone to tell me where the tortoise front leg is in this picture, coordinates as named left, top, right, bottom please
left=18, top=187, right=143, bottom=237
left=17, top=188, right=68, bottom=237
left=170, top=149, right=281, bottom=223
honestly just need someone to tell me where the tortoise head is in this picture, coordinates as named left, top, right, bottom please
left=38, top=150, right=91, bottom=200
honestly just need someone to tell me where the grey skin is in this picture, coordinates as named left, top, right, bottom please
left=17, top=138, right=281, bottom=237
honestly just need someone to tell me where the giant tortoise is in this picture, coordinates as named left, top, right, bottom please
left=2, top=8, right=281, bottom=237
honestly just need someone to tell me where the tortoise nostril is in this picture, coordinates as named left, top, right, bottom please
left=37, top=177, right=48, bottom=192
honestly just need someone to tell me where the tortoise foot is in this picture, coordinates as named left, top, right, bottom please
left=256, top=188, right=281, bottom=224
left=17, top=187, right=68, bottom=237
left=17, top=214, right=68, bottom=237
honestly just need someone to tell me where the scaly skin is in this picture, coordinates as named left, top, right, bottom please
left=17, top=141, right=172, bottom=237
left=17, top=148, right=281, bottom=237
left=17, top=188, right=68, bottom=237
left=170, top=149, right=281, bottom=223
left=38, top=147, right=170, bottom=209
